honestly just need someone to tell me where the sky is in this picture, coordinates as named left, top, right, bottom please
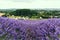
left=0, top=0, right=60, bottom=9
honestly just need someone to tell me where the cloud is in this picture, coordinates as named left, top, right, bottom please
left=0, top=0, right=60, bottom=9
left=1, top=0, right=33, bottom=2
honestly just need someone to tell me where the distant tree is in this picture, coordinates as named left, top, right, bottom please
left=9, top=9, right=38, bottom=18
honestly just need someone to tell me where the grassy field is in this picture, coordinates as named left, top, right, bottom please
left=0, top=13, right=5, bottom=16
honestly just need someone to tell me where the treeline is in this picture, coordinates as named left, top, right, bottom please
left=1, top=9, right=60, bottom=18
left=9, top=9, right=38, bottom=18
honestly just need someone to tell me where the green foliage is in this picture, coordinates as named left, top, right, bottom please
left=9, top=9, right=38, bottom=18
left=1, top=9, right=60, bottom=19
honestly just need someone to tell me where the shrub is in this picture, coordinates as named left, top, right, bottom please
left=0, top=17, right=60, bottom=40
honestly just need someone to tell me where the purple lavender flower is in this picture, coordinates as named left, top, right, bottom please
left=0, top=17, right=60, bottom=40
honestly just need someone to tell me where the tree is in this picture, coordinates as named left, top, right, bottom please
left=9, top=9, right=38, bottom=18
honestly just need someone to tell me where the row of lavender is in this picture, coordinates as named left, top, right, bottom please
left=0, top=17, right=60, bottom=40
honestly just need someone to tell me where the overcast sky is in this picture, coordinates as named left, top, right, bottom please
left=0, top=0, right=60, bottom=9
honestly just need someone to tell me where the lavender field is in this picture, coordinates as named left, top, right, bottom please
left=0, top=17, right=60, bottom=40
left=0, top=0, right=60, bottom=40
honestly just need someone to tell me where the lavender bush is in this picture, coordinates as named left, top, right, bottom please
left=0, top=17, right=60, bottom=40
